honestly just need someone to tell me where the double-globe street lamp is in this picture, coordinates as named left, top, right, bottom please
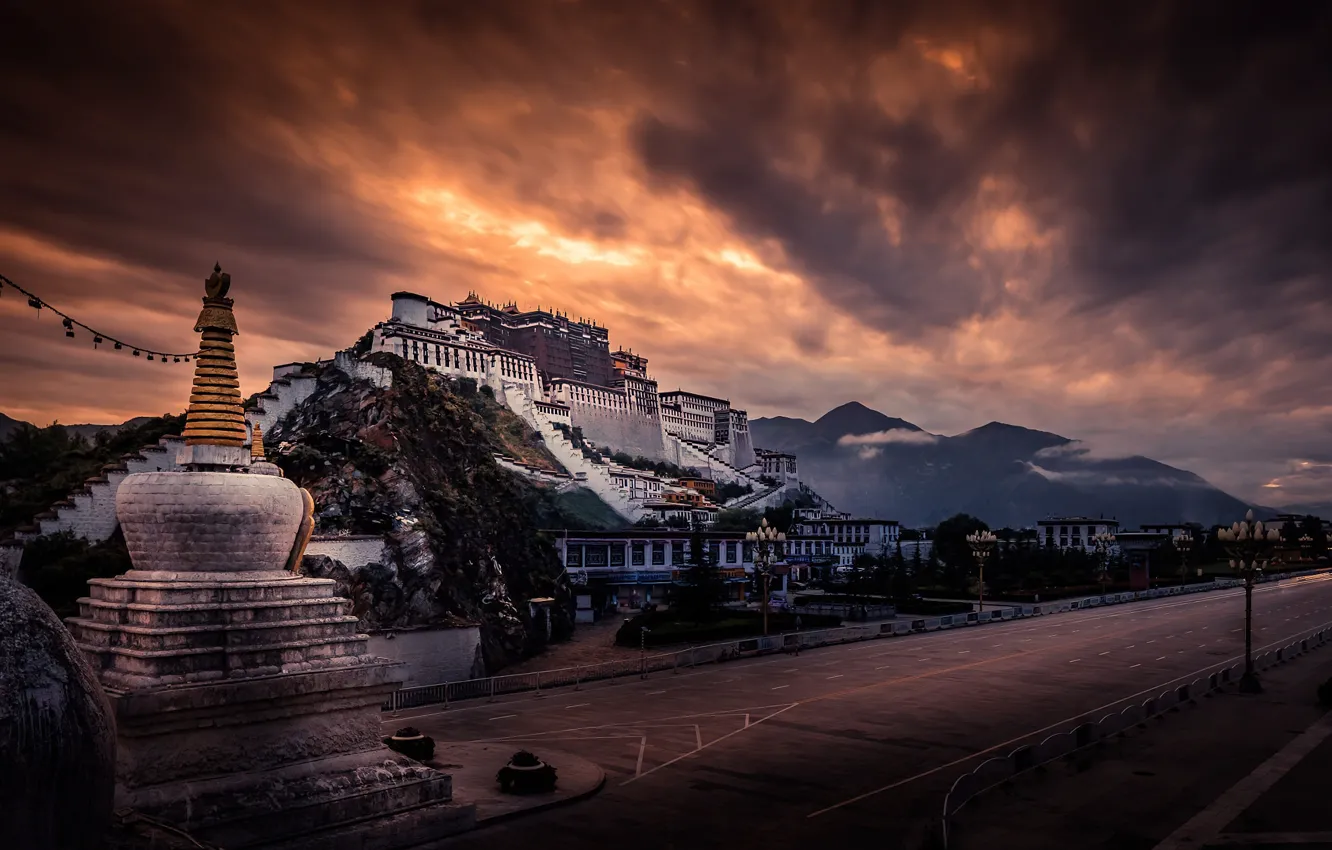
left=1218, top=510, right=1281, bottom=694
left=747, top=518, right=786, bottom=637
left=1092, top=531, right=1116, bottom=595
left=966, top=530, right=997, bottom=612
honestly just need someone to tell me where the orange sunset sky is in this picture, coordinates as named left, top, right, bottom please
left=1, top=1, right=1330, bottom=506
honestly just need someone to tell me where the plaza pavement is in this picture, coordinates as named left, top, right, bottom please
left=386, top=573, right=1332, bottom=850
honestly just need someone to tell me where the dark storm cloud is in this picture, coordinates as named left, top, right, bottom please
left=0, top=1, right=416, bottom=281
left=630, top=1, right=1332, bottom=355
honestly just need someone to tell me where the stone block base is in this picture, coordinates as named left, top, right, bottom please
left=122, top=748, right=476, bottom=850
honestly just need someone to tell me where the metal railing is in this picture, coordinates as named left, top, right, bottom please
left=384, top=567, right=1330, bottom=713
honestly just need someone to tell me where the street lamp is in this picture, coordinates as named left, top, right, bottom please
left=966, top=530, right=997, bottom=612
left=1173, top=530, right=1193, bottom=586
left=747, top=518, right=786, bottom=636
left=1092, top=532, right=1116, bottom=595
left=1217, top=510, right=1280, bottom=694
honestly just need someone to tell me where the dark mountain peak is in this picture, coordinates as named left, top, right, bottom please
left=814, top=401, right=922, bottom=437
left=958, top=421, right=1067, bottom=442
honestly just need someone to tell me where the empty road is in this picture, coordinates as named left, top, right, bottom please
left=390, top=574, right=1332, bottom=850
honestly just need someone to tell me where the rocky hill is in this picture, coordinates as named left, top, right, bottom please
left=267, top=353, right=599, bottom=672
left=751, top=402, right=1256, bottom=529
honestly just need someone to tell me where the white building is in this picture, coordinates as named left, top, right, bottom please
left=788, top=508, right=901, bottom=568
left=660, top=390, right=731, bottom=445
left=1035, top=517, right=1121, bottom=553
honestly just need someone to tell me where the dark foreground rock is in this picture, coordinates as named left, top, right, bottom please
left=0, top=575, right=115, bottom=850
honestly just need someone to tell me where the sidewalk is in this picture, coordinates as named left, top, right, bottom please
left=948, top=652, right=1332, bottom=849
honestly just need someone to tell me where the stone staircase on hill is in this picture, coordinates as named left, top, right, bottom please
left=1, top=433, right=189, bottom=580
left=245, top=365, right=319, bottom=436
left=507, top=393, right=641, bottom=521
left=673, top=436, right=762, bottom=487
left=725, top=483, right=785, bottom=510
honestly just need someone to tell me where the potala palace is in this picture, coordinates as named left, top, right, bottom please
left=347, top=290, right=819, bottom=523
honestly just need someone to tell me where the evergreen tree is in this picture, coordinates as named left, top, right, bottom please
left=672, top=524, right=726, bottom=622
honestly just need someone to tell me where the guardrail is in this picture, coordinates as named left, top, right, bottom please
left=936, top=620, right=1332, bottom=848
left=384, top=567, right=1330, bottom=713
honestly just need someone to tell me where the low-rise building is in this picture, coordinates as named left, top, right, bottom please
left=556, top=530, right=754, bottom=611
left=1035, top=516, right=1121, bottom=553
left=675, top=476, right=717, bottom=500
left=788, top=508, right=900, bottom=570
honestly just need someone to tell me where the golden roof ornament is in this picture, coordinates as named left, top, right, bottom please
left=182, top=264, right=246, bottom=448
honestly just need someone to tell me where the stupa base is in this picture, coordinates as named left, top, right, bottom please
left=123, top=747, right=476, bottom=850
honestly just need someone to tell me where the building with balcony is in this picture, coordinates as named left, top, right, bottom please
left=1036, top=516, right=1121, bottom=553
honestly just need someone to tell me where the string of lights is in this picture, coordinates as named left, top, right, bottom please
left=0, top=272, right=198, bottom=362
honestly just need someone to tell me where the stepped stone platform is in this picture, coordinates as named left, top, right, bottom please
left=68, top=567, right=477, bottom=848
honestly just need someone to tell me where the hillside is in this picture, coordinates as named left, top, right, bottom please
left=751, top=403, right=1255, bottom=528
left=266, top=353, right=601, bottom=671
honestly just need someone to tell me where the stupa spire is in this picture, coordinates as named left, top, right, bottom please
left=182, top=264, right=246, bottom=447
left=250, top=422, right=265, bottom=460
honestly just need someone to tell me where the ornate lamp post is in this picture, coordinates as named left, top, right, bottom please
left=966, top=530, right=997, bottom=612
left=747, top=518, right=786, bottom=636
left=1218, top=510, right=1280, bottom=694
left=1092, top=531, right=1116, bottom=595
left=1173, top=530, right=1193, bottom=586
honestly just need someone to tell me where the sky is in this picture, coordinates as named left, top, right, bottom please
left=0, top=0, right=1329, bottom=507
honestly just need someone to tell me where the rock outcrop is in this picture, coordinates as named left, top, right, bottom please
left=270, top=354, right=574, bottom=672
left=0, top=575, right=116, bottom=850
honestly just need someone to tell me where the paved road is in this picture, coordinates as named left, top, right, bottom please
left=389, top=574, right=1332, bottom=850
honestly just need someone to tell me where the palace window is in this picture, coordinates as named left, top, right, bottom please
left=652, top=542, right=665, bottom=566
left=726, top=542, right=737, bottom=564
left=610, top=545, right=625, bottom=567
left=631, top=543, right=645, bottom=566
left=566, top=546, right=582, bottom=567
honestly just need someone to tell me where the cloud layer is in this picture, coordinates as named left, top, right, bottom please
left=0, top=0, right=1329, bottom=505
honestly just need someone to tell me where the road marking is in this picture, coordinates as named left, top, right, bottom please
left=1069, top=659, right=1081, bottom=663
left=564, top=703, right=590, bottom=709
left=1126, top=645, right=1136, bottom=649
left=875, top=665, right=892, bottom=670
left=1152, top=712, right=1332, bottom=850
left=826, top=675, right=844, bottom=680
left=1022, top=639, right=1032, bottom=643
left=958, top=650, right=971, bottom=655
left=695, top=724, right=703, bottom=750
left=917, top=658, right=932, bottom=661
left=992, top=644, right=1002, bottom=647
left=1131, top=663, right=1142, bottom=668
left=771, top=685, right=789, bottom=690
left=624, top=704, right=798, bottom=785
left=489, top=714, right=517, bottom=721
left=647, top=690, right=666, bottom=696
left=635, top=735, right=647, bottom=776
left=1185, top=630, right=1193, bottom=634
left=1157, top=656, right=1168, bottom=661
left=1099, top=651, right=1111, bottom=656
left=1148, top=640, right=1157, bottom=644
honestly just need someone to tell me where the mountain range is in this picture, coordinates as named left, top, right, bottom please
left=0, top=412, right=154, bottom=442
left=750, top=402, right=1261, bottom=529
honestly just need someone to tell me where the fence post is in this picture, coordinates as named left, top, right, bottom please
left=443, top=683, right=449, bottom=710
left=489, top=677, right=496, bottom=702
left=536, top=671, right=542, bottom=695
left=575, top=666, right=582, bottom=691
left=391, top=689, right=401, bottom=716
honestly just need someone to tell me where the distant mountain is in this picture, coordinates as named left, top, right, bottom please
left=751, top=404, right=1255, bottom=529
left=0, top=414, right=152, bottom=442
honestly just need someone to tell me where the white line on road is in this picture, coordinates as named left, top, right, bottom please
left=1157, top=656, right=1168, bottom=661
left=1131, top=663, right=1142, bottom=668
left=1099, top=651, right=1111, bottom=656
left=1152, top=712, right=1332, bottom=849
left=635, top=735, right=647, bottom=777
left=958, top=650, right=971, bottom=654
left=771, top=685, right=789, bottom=690
left=490, top=714, right=517, bottom=721
left=647, top=691, right=666, bottom=696
left=875, top=665, right=892, bottom=670
left=1069, top=659, right=1081, bottom=663
left=565, top=703, right=590, bottom=709
left=1127, top=645, right=1136, bottom=649
left=695, top=724, right=703, bottom=750
left=826, top=675, right=844, bottom=680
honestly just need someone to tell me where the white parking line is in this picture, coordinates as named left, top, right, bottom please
left=958, top=650, right=971, bottom=655
left=1131, top=663, right=1142, bottom=668
left=1099, top=651, right=1111, bottom=656
left=490, top=714, right=517, bottom=721
left=647, top=690, right=666, bottom=695
left=827, top=675, right=844, bottom=680
left=875, top=665, right=892, bottom=670
left=1070, top=659, right=1081, bottom=663
left=1157, top=656, right=1167, bottom=661
left=565, top=703, right=590, bottom=709
left=771, top=685, right=789, bottom=690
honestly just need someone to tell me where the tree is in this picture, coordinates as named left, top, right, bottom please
left=671, top=525, right=727, bottom=622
